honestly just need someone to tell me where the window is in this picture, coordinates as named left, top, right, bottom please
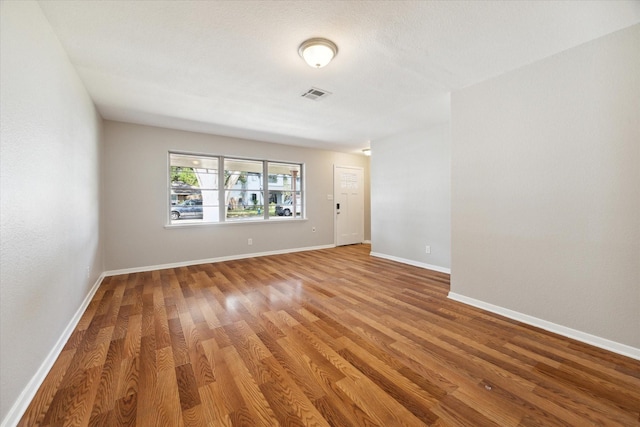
left=169, top=153, right=219, bottom=222
left=169, top=152, right=303, bottom=224
left=268, top=162, right=301, bottom=217
left=224, top=158, right=263, bottom=221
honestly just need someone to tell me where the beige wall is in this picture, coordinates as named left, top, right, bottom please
left=0, top=1, right=104, bottom=422
left=103, top=121, right=370, bottom=271
left=371, top=123, right=451, bottom=271
left=451, top=25, right=640, bottom=349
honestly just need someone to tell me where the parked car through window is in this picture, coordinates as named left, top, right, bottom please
left=170, top=199, right=203, bottom=220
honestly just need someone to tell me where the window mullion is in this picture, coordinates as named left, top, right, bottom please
left=218, top=156, right=225, bottom=222
left=263, top=161, right=269, bottom=219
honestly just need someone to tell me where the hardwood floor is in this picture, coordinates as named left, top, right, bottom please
left=19, top=244, right=640, bottom=426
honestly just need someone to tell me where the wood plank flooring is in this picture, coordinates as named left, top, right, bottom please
left=19, top=244, right=640, bottom=426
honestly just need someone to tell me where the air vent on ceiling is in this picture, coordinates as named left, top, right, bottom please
left=301, top=87, right=332, bottom=101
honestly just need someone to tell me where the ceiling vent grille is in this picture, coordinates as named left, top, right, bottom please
left=301, top=87, right=332, bottom=101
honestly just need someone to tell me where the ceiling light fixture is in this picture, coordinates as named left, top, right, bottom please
left=298, top=38, right=338, bottom=68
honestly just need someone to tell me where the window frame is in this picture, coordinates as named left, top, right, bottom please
left=167, top=151, right=305, bottom=226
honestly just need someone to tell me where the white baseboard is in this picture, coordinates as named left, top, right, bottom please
left=448, top=292, right=640, bottom=361
left=1, top=273, right=106, bottom=427
left=104, top=244, right=335, bottom=276
left=369, top=251, right=451, bottom=274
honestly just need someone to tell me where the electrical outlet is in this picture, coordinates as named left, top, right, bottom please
left=86, top=266, right=90, bottom=279
left=425, top=245, right=431, bottom=254
left=248, top=238, right=253, bottom=245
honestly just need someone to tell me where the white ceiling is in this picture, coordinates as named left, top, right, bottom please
left=38, top=1, right=640, bottom=154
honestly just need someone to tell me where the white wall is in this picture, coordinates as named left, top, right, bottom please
left=451, top=24, right=640, bottom=350
left=371, top=123, right=451, bottom=272
left=103, top=121, right=370, bottom=271
left=0, top=1, right=104, bottom=423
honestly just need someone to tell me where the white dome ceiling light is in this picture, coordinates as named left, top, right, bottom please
left=298, top=38, right=338, bottom=68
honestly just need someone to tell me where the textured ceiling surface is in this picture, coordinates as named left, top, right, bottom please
left=38, top=1, right=640, bottom=153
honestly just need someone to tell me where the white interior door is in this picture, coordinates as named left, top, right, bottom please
left=334, top=166, right=364, bottom=246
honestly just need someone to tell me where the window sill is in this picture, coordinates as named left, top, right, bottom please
left=164, top=217, right=308, bottom=229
